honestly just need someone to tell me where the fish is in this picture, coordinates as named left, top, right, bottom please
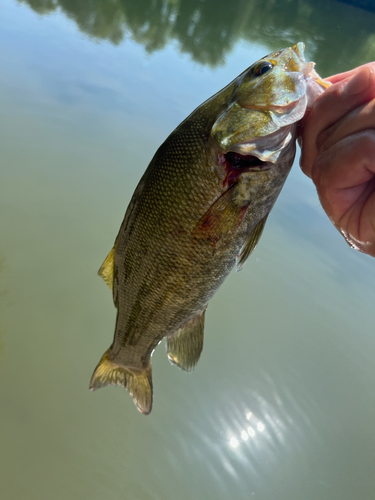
left=89, top=42, right=329, bottom=414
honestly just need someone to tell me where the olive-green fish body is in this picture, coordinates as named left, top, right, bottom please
left=90, top=43, right=329, bottom=414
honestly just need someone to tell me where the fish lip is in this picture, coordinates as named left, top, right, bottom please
left=292, top=42, right=306, bottom=60
left=290, top=42, right=330, bottom=95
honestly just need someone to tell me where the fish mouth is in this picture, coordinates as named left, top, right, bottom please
left=289, top=42, right=331, bottom=102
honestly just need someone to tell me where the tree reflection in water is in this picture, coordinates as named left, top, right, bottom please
left=19, top=0, right=375, bottom=73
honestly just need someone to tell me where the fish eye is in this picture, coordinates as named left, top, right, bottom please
left=252, top=61, right=274, bottom=77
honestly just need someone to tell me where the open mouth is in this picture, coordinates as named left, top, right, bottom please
left=223, top=151, right=271, bottom=188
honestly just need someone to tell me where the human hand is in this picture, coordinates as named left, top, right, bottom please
left=299, top=63, right=375, bottom=257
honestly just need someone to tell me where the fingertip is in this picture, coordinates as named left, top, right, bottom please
left=301, top=65, right=375, bottom=159
left=343, top=65, right=372, bottom=96
left=325, top=62, right=375, bottom=85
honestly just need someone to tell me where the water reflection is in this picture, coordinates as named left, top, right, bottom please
left=338, top=0, right=375, bottom=11
left=3, top=1, right=375, bottom=498
left=18, top=0, right=375, bottom=72
left=163, top=366, right=325, bottom=497
left=0, top=257, right=7, bottom=358
left=229, top=411, right=265, bottom=448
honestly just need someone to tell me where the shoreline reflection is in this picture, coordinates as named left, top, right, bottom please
left=18, top=0, right=375, bottom=73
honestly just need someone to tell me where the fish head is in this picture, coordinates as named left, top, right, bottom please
left=212, top=42, right=329, bottom=163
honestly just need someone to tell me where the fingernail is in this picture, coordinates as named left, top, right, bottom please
left=343, top=67, right=371, bottom=96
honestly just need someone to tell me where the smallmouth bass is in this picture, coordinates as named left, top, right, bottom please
left=90, top=43, right=329, bottom=414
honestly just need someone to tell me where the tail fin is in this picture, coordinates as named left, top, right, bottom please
left=89, top=349, right=153, bottom=415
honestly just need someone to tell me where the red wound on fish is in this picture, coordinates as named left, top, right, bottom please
left=193, top=184, right=247, bottom=248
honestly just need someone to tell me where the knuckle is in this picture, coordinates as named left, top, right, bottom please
left=353, top=130, right=375, bottom=153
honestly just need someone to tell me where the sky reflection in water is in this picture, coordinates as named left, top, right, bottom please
left=1, top=0, right=375, bottom=499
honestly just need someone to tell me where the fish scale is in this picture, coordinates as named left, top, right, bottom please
left=90, top=43, right=329, bottom=414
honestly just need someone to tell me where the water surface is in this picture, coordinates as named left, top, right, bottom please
left=1, top=1, right=375, bottom=499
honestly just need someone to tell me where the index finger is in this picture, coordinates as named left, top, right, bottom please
left=326, top=62, right=375, bottom=85
left=300, top=65, right=375, bottom=177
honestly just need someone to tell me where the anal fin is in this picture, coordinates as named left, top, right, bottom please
left=166, top=309, right=206, bottom=372
left=236, top=214, right=268, bottom=272
left=89, top=349, right=153, bottom=415
left=98, top=245, right=116, bottom=289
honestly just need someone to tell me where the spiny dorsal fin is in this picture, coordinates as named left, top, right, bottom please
left=89, top=349, right=153, bottom=415
left=236, top=214, right=268, bottom=272
left=98, top=246, right=116, bottom=289
left=166, top=309, right=206, bottom=372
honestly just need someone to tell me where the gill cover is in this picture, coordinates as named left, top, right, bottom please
left=212, top=43, right=329, bottom=162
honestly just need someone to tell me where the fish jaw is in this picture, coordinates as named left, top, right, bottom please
left=290, top=42, right=331, bottom=107
left=211, top=42, right=329, bottom=163
left=290, top=42, right=331, bottom=90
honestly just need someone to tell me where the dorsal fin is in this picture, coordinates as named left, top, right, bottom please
left=236, top=214, right=268, bottom=272
left=98, top=246, right=116, bottom=289
left=166, top=309, right=206, bottom=372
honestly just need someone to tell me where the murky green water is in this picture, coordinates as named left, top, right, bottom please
left=1, top=0, right=375, bottom=499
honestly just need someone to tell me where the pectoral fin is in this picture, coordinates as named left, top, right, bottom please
left=193, top=186, right=245, bottom=244
left=236, top=214, right=268, bottom=272
left=166, top=309, right=206, bottom=372
left=98, top=245, right=116, bottom=289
